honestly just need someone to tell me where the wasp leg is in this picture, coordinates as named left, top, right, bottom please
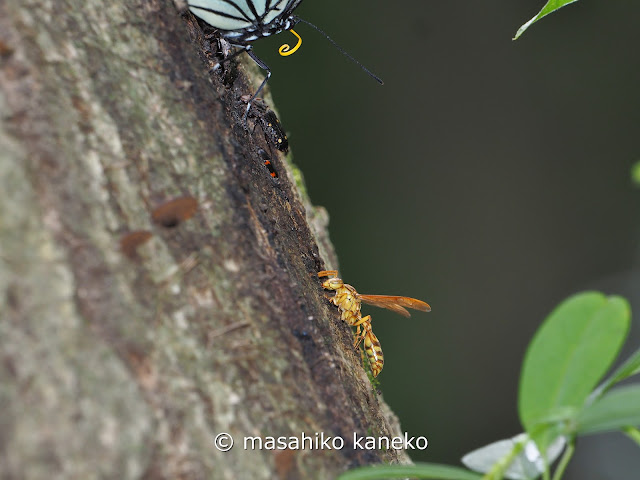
left=354, top=332, right=366, bottom=349
left=351, top=315, right=371, bottom=328
left=353, top=324, right=363, bottom=346
left=323, top=293, right=338, bottom=304
left=351, top=316, right=371, bottom=348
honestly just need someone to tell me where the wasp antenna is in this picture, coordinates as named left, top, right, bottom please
left=293, top=17, right=384, bottom=85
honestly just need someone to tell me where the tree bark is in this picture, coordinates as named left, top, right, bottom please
left=0, top=1, right=409, bottom=478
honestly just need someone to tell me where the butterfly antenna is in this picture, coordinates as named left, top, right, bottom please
left=293, top=17, right=384, bottom=85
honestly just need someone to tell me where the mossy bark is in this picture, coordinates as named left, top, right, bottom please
left=0, top=1, right=410, bottom=478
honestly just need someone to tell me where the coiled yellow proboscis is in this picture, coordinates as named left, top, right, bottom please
left=278, top=29, right=302, bottom=56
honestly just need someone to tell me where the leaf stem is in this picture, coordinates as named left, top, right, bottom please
left=551, top=439, right=574, bottom=480
left=481, top=439, right=526, bottom=480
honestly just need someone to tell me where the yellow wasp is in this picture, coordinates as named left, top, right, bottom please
left=318, top=270, right=431, bottom=377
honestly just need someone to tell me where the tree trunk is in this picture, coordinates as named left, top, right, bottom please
left=0, top=1, right=409, bottom=478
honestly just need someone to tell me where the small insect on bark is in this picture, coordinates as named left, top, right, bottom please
left=318, top=270, right=431, bottom=377
left=249, top=100, right=289, bottom=153
left=257, top=148, right=278, bottom=178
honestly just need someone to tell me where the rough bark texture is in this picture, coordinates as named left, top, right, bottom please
left=0, top=1, right=409, bottom=478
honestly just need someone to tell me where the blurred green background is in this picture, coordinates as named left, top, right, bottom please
left=252, top=1, right=640, bottom=477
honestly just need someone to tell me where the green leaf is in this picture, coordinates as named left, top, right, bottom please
left=518, top=293, right=630, bottom=449
left=514, top=0, right=580, bottom=40
left=337, top=463, right=482, bottom=480
left=631, top=161, right=640, bottom=187
left=624, top=427, right=640, bottom=448
left=577, top=385, right=640, bottom=435
left=591, top=347, right=640, bottom=399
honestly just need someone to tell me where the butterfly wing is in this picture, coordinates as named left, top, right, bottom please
left=189, top=0, right=256, bottom=31
left=189, top=0, right=303, bottom=38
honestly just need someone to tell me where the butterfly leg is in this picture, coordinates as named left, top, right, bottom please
left=209, top=45, right=256, bottom=128
left=243, top=47, right=271, bottom=121
left=210, top=45, right=247, bottom=73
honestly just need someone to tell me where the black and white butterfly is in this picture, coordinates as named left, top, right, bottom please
left=188, top=0, right=303, bottom=44
left=187, top=0, right=382, bottom=108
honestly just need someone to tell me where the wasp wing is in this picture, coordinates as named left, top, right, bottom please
left=358, top=294, right=431, bottom=317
